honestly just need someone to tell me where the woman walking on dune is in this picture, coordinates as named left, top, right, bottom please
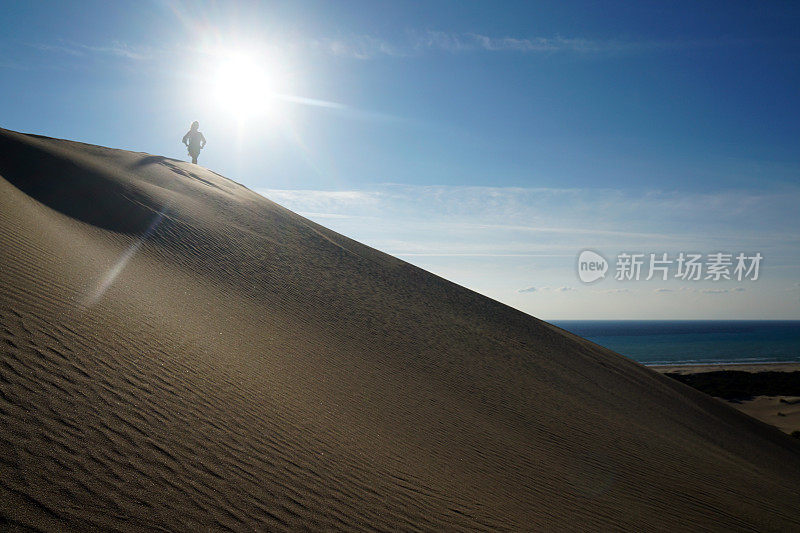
left=182, top=121, right=206, bottom=164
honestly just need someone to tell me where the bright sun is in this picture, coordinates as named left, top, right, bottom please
left=210, top=50, right=289, bottom=120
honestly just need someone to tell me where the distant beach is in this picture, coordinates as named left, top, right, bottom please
left=650, top=363, right=800, bottom=436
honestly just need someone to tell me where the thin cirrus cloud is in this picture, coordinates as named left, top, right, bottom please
left=699, top=287, right=746, bottom=294
left=592, top=288, right=633, bottom=294
left=30, top=40, right=151, bottom=60
left=258, top=184, right=800, bottom=259
left=654, top=287, right=746, bottom=294
left=261, top=189, right=381, bottom=211
left=26, top=28, right=744, bottom=66
left=316, top=30, right=737, bottom=59
left=517, top=286, right=575, bottom=293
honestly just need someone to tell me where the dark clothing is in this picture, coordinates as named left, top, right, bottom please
left=182, top=130, right=206, bottom=164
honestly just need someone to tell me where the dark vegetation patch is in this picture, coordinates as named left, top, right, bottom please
left=664, top=371, right=800, bottom=401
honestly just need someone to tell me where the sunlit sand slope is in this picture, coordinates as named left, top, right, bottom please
left=1, top=128, right=799, bottom=531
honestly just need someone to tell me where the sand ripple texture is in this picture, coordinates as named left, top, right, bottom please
left=1, top=128, right=799, bottom=531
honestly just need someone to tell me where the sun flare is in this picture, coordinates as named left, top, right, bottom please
left=210, top=50, right=290, bottom=120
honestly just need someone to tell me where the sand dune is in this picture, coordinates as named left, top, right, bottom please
left=1, top=128, right=799, bottom=531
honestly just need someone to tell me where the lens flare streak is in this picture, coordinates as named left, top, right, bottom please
left=84, top=210, right=166, bottom=307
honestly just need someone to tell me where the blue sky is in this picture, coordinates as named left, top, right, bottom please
left=1, top=1, right=799, bottom=319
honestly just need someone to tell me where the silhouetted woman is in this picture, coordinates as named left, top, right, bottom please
left=182, top=121, right=206, bottom=164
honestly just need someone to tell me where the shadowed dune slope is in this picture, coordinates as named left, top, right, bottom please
left=1, top=128, right=799, bottom=531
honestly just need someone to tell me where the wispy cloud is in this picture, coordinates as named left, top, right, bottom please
left=417, top=32, right=649, bottom=54
left=316, top=35, right=405, bottom=59
left=260, top=189, right=381, bottom=212
left=593, top=288, right=633, bottom=294
left=655, top=286, right=747, bottom=294
left=31, top=43, right=85, bottom=57
left=82, top=42, right=150, bottom=60
left=313, top=30, right=735, bottom=59
left=699, top=287, right=746, bottom=294
left=519, top=285, right=575, bottom=293
left=27, top=31, right=733, bottom=67
left=257, top=184, right=800, bottom=255
left=30, top=40, right=152, bottom=61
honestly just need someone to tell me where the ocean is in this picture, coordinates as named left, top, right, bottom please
left=551, top=320, right=800, bottom=366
